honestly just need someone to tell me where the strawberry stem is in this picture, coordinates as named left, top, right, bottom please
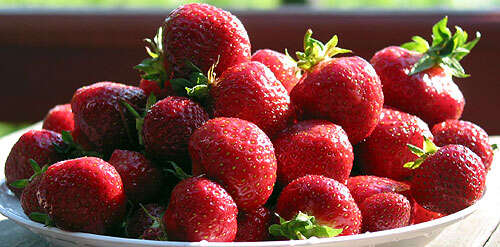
left=404, top=137, right=439, bottom=169
left=269, top=212, right=342, bottom=240
left=135, top=27, right=169, bottom=86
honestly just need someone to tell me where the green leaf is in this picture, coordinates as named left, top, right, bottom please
left=492, top=144, right=498, bottom=152
left=401, top=36, right=430, bottom=53
left=406, top=144, right=425, bottom=156
left=269, top=212, right=342, bottom=240
left=166, top=161, right=191, bottom=180
left=422, top=136, right=439, bottom=154
left=135, top=27, right=168, bottom=85
left=441, top=57, right=469, bottom=78
left=29, top=212, right=54, bottom=226
left=55, top=131, right=103, bottom=159
left=10, top=179, right=29, bottom=189
left=404, top=137, right=439, bottom=170
left=170, top=78, right=194, bottom=97
left=431, top=16, right=451, bottom=47
left=29, top=159, right=41, bottom=174
left=408, top=54, right=437, bottom=75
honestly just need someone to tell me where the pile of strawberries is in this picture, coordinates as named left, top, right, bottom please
left=4, top=3, right=496, bottom=242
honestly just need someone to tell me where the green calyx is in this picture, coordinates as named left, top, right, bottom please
left=9, top=159, right=48, bottom=189
left=121, top=93, right=157, bottom=147
left=135, top=27, right=168, bottom=86
left=165, top=161, right=192, bottom=181
left=287, top=29, right=351, bottom=72
left=29, top=212, right=54, bottom=226
left=403, top=136, right=439, bottom=169
left=170, top=60, right=217, bottom=105
left=269, top=212, right=343, bottom=240
left=53, top=131, right=103, bottom=159
left=401, top=16, right=481, bottom=78
left=492, top=144, right=498, bottom=152
left=138, top=203, right=168, bottom=241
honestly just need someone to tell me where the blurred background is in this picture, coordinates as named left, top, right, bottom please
left=0, top=0, right=499, bottom=136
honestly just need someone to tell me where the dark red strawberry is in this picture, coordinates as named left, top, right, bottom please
left=37, top=157, right=127, bottom=234
left=273, top=120, right=353, bottom=186
left=5, top=129, right=63, bottom=197
left=108, top=150, right=164, bottom=203
left=290, top=30, right=383, bottom=144
left=71, top=82, right=146, bottom=154
left=370, top=17, right=480, bottom=125
left=163, top=176, right=238, bottom=242
left=126, top=203, right=167, bottom=240
left=20, top=175, right=44, bottom=217
left=347, top=176, right=410, bottom=205
left=273, top=175, right=362, bottom=238
left=42, top=104, right=74, bottom=133
left=251, top=49, right=301, bottom=93
left=360, top=192, right=411, bottom=232
left=189, top=117, right=277, bottom=211
left=359, top=108, right=433, bottom=181
left=139, top=79, right=173, bottom=100
left=411, top=201, right=444, bottom=224
left=164, top=3, right=251, bottom=77
left=71, top=126, right=95, bottom=151
left=235, top=207, right=272, bottom=242
left=432, top=119, right=494, bottom=170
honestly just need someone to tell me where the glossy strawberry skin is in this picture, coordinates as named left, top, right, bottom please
left=360, top=192, right=411, bottom=232
left=411, top=145, right=486, bottom=214
left=411, top=201, right=443, bottom=224
left=5, top=129, right=64, bottom=197
left=291, top=56, right=384, bottom=145
left=370, top=46, right=465, bottom=126
left=37, top=157, right=127, bottom=234
left=359, top=108, right=434, bottom=181
left=251, top=49, right=300, bottom=93
left=139, top=79, right=174, bottom=100
left=189, top=117, right=277, bottom=211
left=71, top=82, right=146, bottom=154
left=20, top=176, right=44, bottom=217
left=347, top=176, right=411, bottom=205
left=164, top=3, right=251, bottom=77
left=273, top=120, right=353, bottom=186
left=143, top=96, right=209, bottom=164
left=163, top=177, right=238, bottom=242
left=108, top=150, right=164, bottom=203
left=126, top=203, right=166, bottom=239
left=211, top=61, right=294, bottom=137
left=276, top=175, right=362, bottom=236
left=432, top=120, right=493, bottom=170
left=235, top=207, right=272, bottom=242
left=42, top=104, right=74, bottom=133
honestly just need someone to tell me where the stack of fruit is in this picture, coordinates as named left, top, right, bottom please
left=4, top=3, right=496, bottom=242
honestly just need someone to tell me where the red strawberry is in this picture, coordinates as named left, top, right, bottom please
left=411, top=201, right=444, bottom=224
left=235, top=207, right=272, bottom=242
left=347, top=176, right=410, bottom=205
left=163, top=176, right=238, bottom=242
left=370, top=17, right=480, bottom=125
left=42, top=104, right=74, bottom=133
left=251, top=49, right=301, bottom=93
left=360, top=192, right=411, bottom=232
left=37, top=157, right=127, bottom=234
left=164, top=3, right=251, bottom=77
left=108, top=150, right=164, bottom=203
left=20, top=175, right=44, bottom=217
left=290, top=30, right=383, bottom=144
left=273, top=175, right=362, bottom=238
left=432, top=119, right=494, bottom=170
left=189, top=117, right=277, bottom=211
left=139, top=79, right=173, bottom=100
left=273, top=120, right=353, bottom=186
left=71, top=126, right=95, bottom=151
left=359, top=108, right=433, bottom=181
left=126, top=203, right=167, bottom=240
left=5, top=129, right=63, bottom=197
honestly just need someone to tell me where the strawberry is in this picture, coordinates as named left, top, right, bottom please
left=139, top=79, right=173, bottom=100
left=370, top=17, right=480, bottom=125
left=411, top=201, right=444, bottom=224
left=164, top=3, right=251, bottom=77
left=189, top=117, right=277, bottom=211
left=432, top=119, right=494, bottom=170
left=108, top=150, right=164, bottom=203
left=71, top=82, right=147, bottom=154
left=360, top=192, right=411, bottom=232
left=5, top=129, right=63, bottom=197
left=251, top=49, right=301, bottom=93
left=290, top=30, right=383, bottom=144
left=235, top=207, right=272, bottom=242
left=273, top=120, right=353, bottom=186
left=20, top=175, right=43, bottom=217
left=163, top=176, right=238, bottom=242
left=37, top=157, right=127, bottom=234
left=126, top=203, right=167, bottom=240
left=359, top=108, right=433, bottom=181
left=347, top=175, right=410, bottom=205
left=272, top=175, right=362, bottom=238
left=42, top=104, right=74, bottom=133
left=405, top=138, right=486, bottom=214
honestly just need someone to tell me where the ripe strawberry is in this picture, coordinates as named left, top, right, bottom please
left=273, top=175, right=362, bottom=238
left=5, top=129, right=63, bottom=197
left=359, top=108, right=433, bottom=181
left=37, top=157, right=127, bottom=234
left=290, top=30, right=383, bottom=144
left=189, top=117, right=277, bottom=211
left=432, top=119, right=494, bottom=170
left=163, top=176, right=238, bottom=242
left=235, top=207, right=272, bottom=242
left=71, top=82, right=146, bottom=154
left=42, top=104, right=74, bottom=133
left=273, top=120, right=353, bottom=186
left=347, top=176, right=410, bottom=205
left=370, top=17, right=480, bottom=125
left=251, top=49, right=301, bottom=93
left=108, top=150, right=164, bottom=203
left=360, top=192, right=411, bottom=232
left=411, top=201, right=444, bottom=224
left=164, top=3, right=251, bottom=77
left=139, top=79, right=173, bottom=100
left=20, top=175, right=44, bottom=217
left=126, top=203, right=167, bottom=240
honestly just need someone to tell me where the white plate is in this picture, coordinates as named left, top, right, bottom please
left=0, top=179, right=482, bottom=247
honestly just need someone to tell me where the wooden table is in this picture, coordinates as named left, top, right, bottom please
left=0, top=123, right=499, bottom=247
